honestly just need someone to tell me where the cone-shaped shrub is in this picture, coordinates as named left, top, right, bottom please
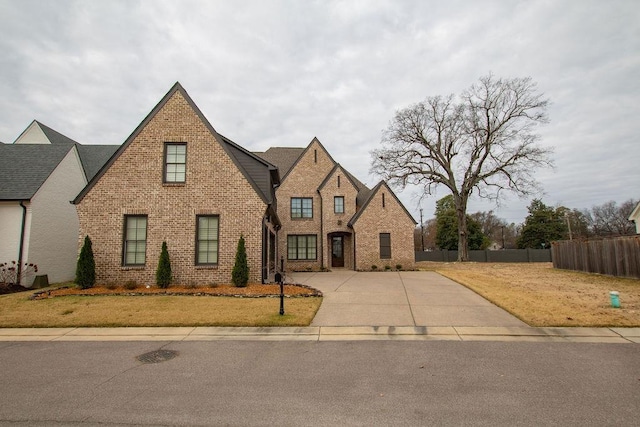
left=75, top=235, right=96, bottom=289
left=231, top=235, right=249, bottom=287
left=156, top=241, right=172, bottom=289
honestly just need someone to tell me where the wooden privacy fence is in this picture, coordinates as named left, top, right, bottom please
left=551, top=236, right=640, bottom=279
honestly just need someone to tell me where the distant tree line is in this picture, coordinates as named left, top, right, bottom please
left=415, top=197, right=638, bottom=250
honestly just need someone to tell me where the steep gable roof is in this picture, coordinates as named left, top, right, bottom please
left=318, top=163, right=361, bottom=193
left=348, top=181, right=417, bottom=227
left=1, top=121, right=118, bottom=200
left=74, top=82, right=277, bottom=205
left=13, top=120, right=80, bottom=145
left=0, top=143, right=76, bottom=200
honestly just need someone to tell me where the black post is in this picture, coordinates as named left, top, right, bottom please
left=274, top=271, right=284, bottom=315
left=279, top=280, right=285, bottom=316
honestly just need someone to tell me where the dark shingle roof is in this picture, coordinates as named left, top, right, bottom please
left=76, top=144, right=120, bottom=181
left=0, top=143, right=75, bottom=200
left=254, top=147, right=305, bottom=178
left=1, top=122, right=119, bottom=200
left=36, top=121, right=81, bottom=145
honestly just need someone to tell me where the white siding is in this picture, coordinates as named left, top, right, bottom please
left=0, top=202, right=25, bottom=262
left=13, top=122, right=51, bottom=144
left=28, top=147, right=87, bottom=284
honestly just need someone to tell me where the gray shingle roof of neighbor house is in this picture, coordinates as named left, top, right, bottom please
left=0, top=143, right=76, bottom=200
left=0, top=123, right=119, bottom=200
left=73, top=82, right=279, bottom=207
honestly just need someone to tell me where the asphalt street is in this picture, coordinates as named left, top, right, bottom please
left=1, top=340, right=638, bottom=426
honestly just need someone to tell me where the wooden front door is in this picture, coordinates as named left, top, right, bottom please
left=331, top=236, right=344, bottom=267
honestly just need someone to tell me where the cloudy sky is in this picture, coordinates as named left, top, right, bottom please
left=1, top=0, right=638, bottom=224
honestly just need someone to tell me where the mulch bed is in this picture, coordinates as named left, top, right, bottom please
left=0, top=283, right=30, bottom=295
left=30, top=283, right=322, bottom=300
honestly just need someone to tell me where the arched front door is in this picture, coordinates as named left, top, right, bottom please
left=331, top=236, right=344, bottom=268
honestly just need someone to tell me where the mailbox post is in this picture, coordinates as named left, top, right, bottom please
left=275, top=272, right=284, bottom=315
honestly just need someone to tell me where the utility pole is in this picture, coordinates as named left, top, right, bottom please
left=565, top=212, right=573, bottom=240
left=420, top=208, right=425, bottom=251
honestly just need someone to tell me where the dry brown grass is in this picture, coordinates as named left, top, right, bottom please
left=418, top=262, right=640, bottom=327
left=0, top=292, right=322, bottom=328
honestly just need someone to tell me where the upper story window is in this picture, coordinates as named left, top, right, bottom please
left=123, top=215, right=147, bottom=266
left=291, top=197, right=313, bottom=219
left=164, top=143, right=186, bottom=183
left=334, top=196, right=344, bottom=214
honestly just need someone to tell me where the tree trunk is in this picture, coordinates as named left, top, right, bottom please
left=454, top=194, right=469, bottom=261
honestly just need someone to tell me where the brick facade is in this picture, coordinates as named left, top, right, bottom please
left=75, top=84, right=416, bottom=285
left=75, top=86, right=272, bottom=285
left=350, top=183, right=416, bottom=270
left=274, top=139, right=334, bottom=271
left=273, top=139, right=416, bottom=272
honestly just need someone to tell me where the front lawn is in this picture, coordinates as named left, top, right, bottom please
left=0, top=284, right=322, bottom=327
left=418, top=262, right=640, bottom=327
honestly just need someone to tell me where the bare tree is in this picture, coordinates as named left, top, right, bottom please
left=585, top=199, right=637, bottom=237
left=371, top=74, right=553, bottom=261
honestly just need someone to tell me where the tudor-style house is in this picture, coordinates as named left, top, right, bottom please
left=256, top=139, right=417, bottom=272
left=73, top=82, right=416, bottom=286
left=74, top=83, right=280, bottom=285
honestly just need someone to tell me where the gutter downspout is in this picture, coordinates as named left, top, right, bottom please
left=18, top=201, right=27, bottom=286
left=317, top=190, right=323, bottom=269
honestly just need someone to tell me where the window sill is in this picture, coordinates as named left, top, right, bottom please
left=121, top=266, right=145, bottom=270
left=195, top=265, right=218, bottom=270
left=163, top=183, right=186, bottom=187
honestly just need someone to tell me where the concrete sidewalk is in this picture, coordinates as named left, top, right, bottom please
left=0, top=326, right=638, bottom=342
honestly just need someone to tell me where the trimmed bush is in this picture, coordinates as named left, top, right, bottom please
left=156, top=241, right=172, bottom=289
left=231, top=235, right=249, bottom=287
left=75, top=236, right=96, bottom=289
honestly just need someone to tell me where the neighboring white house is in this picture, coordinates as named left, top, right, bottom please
left=629, top=201, right=640, bottom=234
left=0, top=121, right=118, bottom=286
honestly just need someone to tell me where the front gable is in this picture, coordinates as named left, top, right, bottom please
left=74, top=83, right=269, bottom=206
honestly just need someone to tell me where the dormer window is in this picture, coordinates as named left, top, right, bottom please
left=164, top=143, right=186, bottom=183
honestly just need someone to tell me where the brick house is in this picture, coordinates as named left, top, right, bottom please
left=256, top=138, right=417, bottom=272
left=73, top=83, right=416, bottom=286
left=73, top=83, right=280, bottom=285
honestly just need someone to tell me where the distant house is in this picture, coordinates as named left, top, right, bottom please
left=0, top=121, right=117, bottom=285
left=256, top=138, right=417, bottom=272
left=73, top=83, right=281, bottom=285
left=629, top=202, right=640, bottom=234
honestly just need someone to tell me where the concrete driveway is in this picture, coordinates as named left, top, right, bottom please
left=290, top=270, right=528, bottom=327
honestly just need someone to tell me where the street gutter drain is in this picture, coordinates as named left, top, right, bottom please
left=137, top=349, right=178, bottom=364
